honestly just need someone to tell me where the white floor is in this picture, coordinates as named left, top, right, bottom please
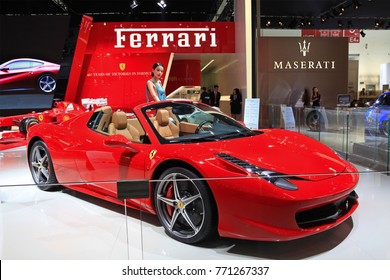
left=1, top=146, right=390, bottom=260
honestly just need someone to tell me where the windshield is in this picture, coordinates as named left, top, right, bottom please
left=373, top=93, right=390, bottom=107
left=142, top=102, right=258, bottom=143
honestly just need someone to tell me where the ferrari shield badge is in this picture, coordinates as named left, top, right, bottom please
left=149, top=150, right=157, bottom=160
left=119, top=63, right=126, bottom=71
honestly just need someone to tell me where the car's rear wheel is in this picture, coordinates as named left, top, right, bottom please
left=29, top=140, right=59, bottom=191
left=154, top=167, right=217, bottom=244
left=19, top=117, right=39, bottom=134
left=37, top=74, right=56, bottom=93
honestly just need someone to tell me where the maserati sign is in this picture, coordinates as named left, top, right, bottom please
left=273, top=39, right=336, bottom=71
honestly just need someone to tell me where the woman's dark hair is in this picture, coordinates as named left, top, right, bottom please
left=151, top=62, right=164, bottom=77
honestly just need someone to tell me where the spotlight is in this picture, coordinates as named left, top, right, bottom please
left=265, top=19, right=271, bottom=27
left=374, top=19, right=384, bottom=29
left=300, top=18, right=306, bottom=27
left=278, top=19, right=284, bottom=28
left=360, top=30, right=366, bottom=38
left=353, top=1, right=361, bottom=9
left=338, top=20, right=344, bottom=28
left=320, top=14, right=328, bottom=23
left=157, top=0, right=167, bottom=9
left=307, top=17, right=313, bottom=27
left=338, top=6, right=345, bottom=16
left=130, top=0, right=138, bottom=9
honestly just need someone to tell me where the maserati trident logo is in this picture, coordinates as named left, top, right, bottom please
left=298, top=40, right=311, bottom=57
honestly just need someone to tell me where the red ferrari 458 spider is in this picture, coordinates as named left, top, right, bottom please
left=26, top=100, right=359, bottom=244
left=0, top=58, right=60, bottom=93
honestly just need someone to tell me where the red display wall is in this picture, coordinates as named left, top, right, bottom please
left=166, top=60, right=201, bottom=94
left=65, top=18, right=235, bottom=109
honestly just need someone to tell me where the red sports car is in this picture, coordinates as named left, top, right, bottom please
left=0, top=58, right=60, bottom=93
left=26, top=100, right=359, bottom=244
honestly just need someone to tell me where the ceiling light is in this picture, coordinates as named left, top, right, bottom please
left=338, top=6, right=345, bottom=16
left=338, top=20, right=344, bottom=28
left=201, top=59, right=214, bottom=72
left=353, top=1, right=361, bottom=9
left=278, top=19, right=284, bottom=28
left=360, top=30, right=366, bottom=38
left=306, top=18, right=313, bottom=27
left=265, top=19, right=271, bottom=27
left=157, top=0, right=167, bottom=9
left=320, top=15, right=328, bottom=23
left=374, top=19, right=384, bottom=29
left=130, top=0, right=138, bottom=9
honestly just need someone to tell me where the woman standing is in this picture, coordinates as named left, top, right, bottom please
left=146, top=62, right=167, bottom=102
left=311, top=86, right=321, bottom=107
left=230, top=88, right=242, bottom=120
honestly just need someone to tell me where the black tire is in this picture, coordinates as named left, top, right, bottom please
left=306, top=110, right=324, bottom=131
left=37, top=73, right=57, bottom=93
left=19, top=117, right=39, bottom=134
left=29, top=140, right=59, bottom=191
left=154, top=167, right=217, bottom=244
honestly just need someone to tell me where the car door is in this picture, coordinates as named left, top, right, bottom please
left=72, top=114, right=148, bottom=198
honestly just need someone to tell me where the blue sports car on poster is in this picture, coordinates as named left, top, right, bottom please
left=365, top=91, right=390, bottom=137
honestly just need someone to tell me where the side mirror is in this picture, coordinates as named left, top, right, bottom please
left=104, top=134, right=139, bottom=154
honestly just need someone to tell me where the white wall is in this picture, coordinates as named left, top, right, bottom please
left=349, top=30, right=390, bottom=93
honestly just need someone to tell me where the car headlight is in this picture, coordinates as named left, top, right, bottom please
left=216, top=153, right=299, bottom=191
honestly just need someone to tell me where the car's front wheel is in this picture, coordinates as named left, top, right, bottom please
left=37, top=74, right=57, bottom=93
left=29, top=140, right=59, bottom=191
left=154, top=167, right=217, bottom=244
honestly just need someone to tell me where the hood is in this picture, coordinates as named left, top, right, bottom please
left=213, top=129, right=347, bottom=181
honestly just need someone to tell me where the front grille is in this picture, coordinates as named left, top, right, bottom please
left=295, top=191, right=358, bottom=229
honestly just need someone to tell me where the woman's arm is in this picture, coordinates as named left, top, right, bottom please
left=147, top=80, right=160, bottom=101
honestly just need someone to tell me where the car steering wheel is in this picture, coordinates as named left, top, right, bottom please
left=195, top=120, right=214, bottom=133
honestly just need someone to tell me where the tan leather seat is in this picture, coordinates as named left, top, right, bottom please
left=108, top=111, right=140, bottom=142
left=153, top=109, right=179, bottom=139
left=95, top=106, right=112, bottom=133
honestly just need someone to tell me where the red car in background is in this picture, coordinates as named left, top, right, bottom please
left=0, top=58, right=60, bottom=93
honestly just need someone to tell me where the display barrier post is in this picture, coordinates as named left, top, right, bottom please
left=387, top=114, right=390, bottom=174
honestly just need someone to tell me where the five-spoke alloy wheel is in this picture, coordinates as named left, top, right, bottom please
left=29, top=140, right=59, bottom=191
left=154, top=167, right=216, bottom=244
left=37, top=74, right=57, bottom=93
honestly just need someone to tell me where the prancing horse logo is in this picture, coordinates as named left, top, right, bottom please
left=149, top=150, right=157, bottom=160
left=119, top=63, right=126, bottom=71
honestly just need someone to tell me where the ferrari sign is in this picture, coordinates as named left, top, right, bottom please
left=87, top=22, right=235, bottom=53
left=114, top=27, right=217, bottom=49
